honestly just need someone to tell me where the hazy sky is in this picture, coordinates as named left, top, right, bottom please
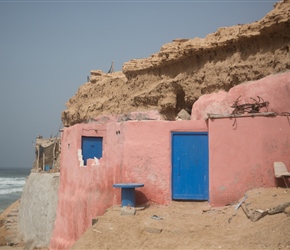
left=0, top=0, right=277, bottom=169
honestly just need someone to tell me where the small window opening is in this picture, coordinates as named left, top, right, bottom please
left=81, top=136, right=103, bottom=165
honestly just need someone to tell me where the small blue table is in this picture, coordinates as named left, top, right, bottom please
left=113, top=183, right=144, bottom=207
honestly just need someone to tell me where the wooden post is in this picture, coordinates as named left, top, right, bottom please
left=43, top=153, right=45, bottom=171
left=37, top=145, right=40, bottom=171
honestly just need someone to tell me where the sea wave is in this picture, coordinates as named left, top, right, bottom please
left=0, top=177, right=26, bottom=186
left=0, top=187, right=24, bottom=195
left=0, top=177, right=26, bottom=195
left=0, top=168, right=29, bottom=213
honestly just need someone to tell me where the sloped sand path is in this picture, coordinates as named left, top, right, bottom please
left=72, top=188, right=290, bottom=250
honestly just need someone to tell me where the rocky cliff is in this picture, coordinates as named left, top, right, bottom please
left=62, top=0, right=290, bottom=127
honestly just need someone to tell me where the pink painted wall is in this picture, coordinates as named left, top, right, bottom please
left=120, top=120, right=208, bottom=204
left=191, top=72, right=290, bottom=120
left=49, top=123, right=118, bottom=249
left=209, top=116, right=290, bottom=207
left=49, top=119, right=208, bottom=249
left=191, top=71, right=290, bottom=206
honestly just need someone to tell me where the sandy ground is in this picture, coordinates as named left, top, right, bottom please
left=72, top=187, right=290, bottom=250
left=1, top=187, right=290, bottom=250
left=0, top=201, right=21, bottom=248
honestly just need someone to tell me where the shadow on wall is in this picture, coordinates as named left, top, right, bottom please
left=276, top=177, right=289, bottom=188
left=136, top=190, right=149, bottom=205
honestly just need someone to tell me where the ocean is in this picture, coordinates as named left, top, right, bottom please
left=0, top=168, right=31, bottom=213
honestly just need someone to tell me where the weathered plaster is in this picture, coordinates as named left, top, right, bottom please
left=209, top=116, right=290, bottom=206
left=50, top=120, right=208, bottom=249
left=120, top=120, right=208, bottom=204
left=49, top=123, right=113, bottom=250
left=18, top=173, right=59, bottom=249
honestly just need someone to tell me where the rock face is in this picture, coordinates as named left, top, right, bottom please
left=62, top=0, right=290, bottom=127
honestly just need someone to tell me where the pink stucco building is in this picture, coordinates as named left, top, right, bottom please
left=50, top=72, right=290, bottom=249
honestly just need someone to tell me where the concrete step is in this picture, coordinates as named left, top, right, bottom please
left=7, top=213, right=18, bottom=218
left=5, top=219, right=17, bottom=223
left=5, top=235, right=21, bottom=246
left=5, top=225, right=18, bottom=231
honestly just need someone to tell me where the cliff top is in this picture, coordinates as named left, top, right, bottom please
left=62, top=0, right=290, bottom=127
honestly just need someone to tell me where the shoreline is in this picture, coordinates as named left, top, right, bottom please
left=0, top=196, right=22, bottom=215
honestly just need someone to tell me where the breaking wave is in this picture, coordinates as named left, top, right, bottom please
left=0, top=177, right=26, bottom=195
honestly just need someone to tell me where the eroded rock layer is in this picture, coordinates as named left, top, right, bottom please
left=62, top=0, right=290, bottom=127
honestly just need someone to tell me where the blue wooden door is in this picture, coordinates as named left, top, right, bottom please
left=172, top=132, right=209, bottom=200
left=82, top=136, right=103, bottom=165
